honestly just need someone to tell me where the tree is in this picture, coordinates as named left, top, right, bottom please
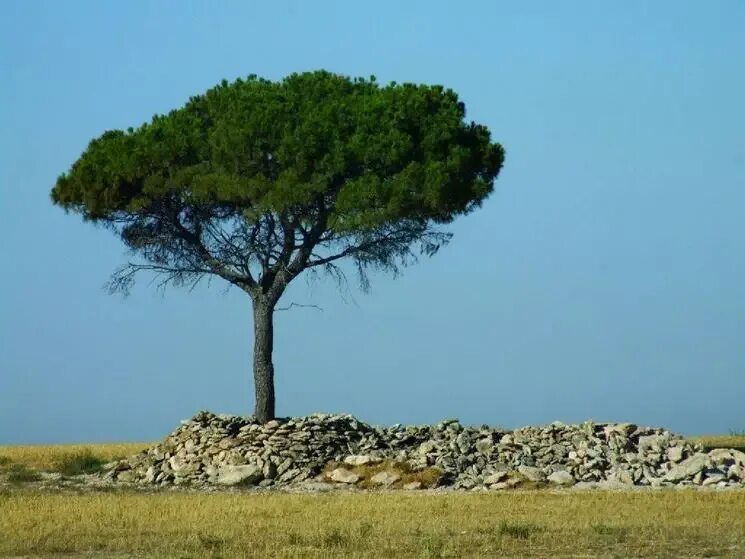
left=51, top=71, right=505, bottom=422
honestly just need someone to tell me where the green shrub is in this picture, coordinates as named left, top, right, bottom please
left=6, top=464, right=42, bottom=483
left=55, top=449, right=105, bottom=476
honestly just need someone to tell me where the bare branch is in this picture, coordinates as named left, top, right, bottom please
left=275, top=302, right=324, bottom=312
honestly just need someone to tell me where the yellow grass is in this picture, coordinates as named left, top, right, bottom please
left=1, top=440, right=745, bottom=556
left=0, top=442, right=149, bottom=471
left=691, top=434, right=745, bottom=451
left=0, top=489, right=743, bottom=558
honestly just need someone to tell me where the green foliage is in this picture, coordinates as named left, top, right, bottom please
left=51, top=71, right=504, bottom=298
left=51, top=71, right=505, bottom=419
left=54, top=449, right=105, bottom=476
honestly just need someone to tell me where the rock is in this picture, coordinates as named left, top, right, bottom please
left=664, top=454, right=710, bottom=482
left=483, top=471, right=509, bottom=485
left=370, top=471, right=401, bottom=486
left=608, top=469, right=634, bottom=486
left=666, top=445, right=684, bottom=463
left=547, top=470, right=574, bottom=486
left=702, top=473, right=726, bottom=486
left=328, top=467, right=360, bottom=484
left=732, top=450, right=745, bottom=466
left=276, top=457, right=294, bottom=476
left=403, top=481, right=422, bottom=490
left=116, top=470, right=138, bottom=483
left=144, top=466, right=157, bottom=484
left=101, top=410, right=744, bottom=491
left=709, top=448, right=745, bottom=467
left=344, top=455, right=381, bottom=466
left=727, top=464, right=743, bottom=481
left=639, top=434, right=669, bottom=453
left=475, top=439, right=493, bottom=454
left=262, top=460, right=277, bottom=479
left=603, top=423, right=636, bottom=438
left=456, top=432, right=472, bottom=453
left=518, top=465, right=545, bottom=482
left=417, top=441, right=437, bottom=455
left=216, top=464, right=263, bottom=486
left=571, top=481, right=601, bottom=490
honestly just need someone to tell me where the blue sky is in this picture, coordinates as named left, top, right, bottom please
left=1, top=1, right=744, bottom=443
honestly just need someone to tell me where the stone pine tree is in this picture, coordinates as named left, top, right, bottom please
left=52, top=71, right=505, bottom=422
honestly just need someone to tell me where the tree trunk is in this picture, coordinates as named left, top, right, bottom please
left=252, top=299, right=276, bottom=423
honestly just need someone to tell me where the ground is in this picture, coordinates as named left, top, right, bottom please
left=1, top=435, right=744, bottom=558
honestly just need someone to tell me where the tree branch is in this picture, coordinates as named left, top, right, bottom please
left=275, top=302, right=324, bottom=312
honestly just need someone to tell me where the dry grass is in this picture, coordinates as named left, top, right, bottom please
left=0, top=489, right=743, bottom=557
left=1, top=440, right=745, bottom=556
left=691, top=434, right=745, bottom=452
left=0, top=442, right=149, bottom=471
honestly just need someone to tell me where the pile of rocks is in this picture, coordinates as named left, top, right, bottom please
left=104, top=411, right=745, bottom=490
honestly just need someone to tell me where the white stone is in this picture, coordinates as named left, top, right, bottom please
left=370, top=471, right=401, bottom=486
left=666, top=445, right=684, bottom=463
left=518, top=465, right=545, bottom=482
left=603, top=423, right=636, bottom=438
left=417, top=441, right=437, bottom=455
left=116, top=470, right=137, bottom=482
left=664, top=454, right=710, bottom=482
left=144, top=466, right=156, bottom=484
left=343, top=455, right=381, bottom=466
left=702, top=473, right=726, bottom=486
left=547, top=470, right=574, bottom=486
left=216, top=464, right=263, bottom=486
left=328, top=467, right=360, bottom=484
left=483, top=471, right=509, bottom=485
left=608, top=469, right=634, bottom=485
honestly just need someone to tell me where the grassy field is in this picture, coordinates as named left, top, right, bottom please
left=1, top=489, right=744, bottom=558
left=1, top=436, right=744, bottom=557
left=0, top=442, right=149, bottom=471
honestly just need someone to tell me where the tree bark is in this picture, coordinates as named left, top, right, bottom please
left=252, top=299, right=276, bottom=423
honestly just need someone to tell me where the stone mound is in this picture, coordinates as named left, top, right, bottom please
left=104, top=411, right=745, bottom=490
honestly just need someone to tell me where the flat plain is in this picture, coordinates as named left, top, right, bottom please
left=1, top=436, right=744, bottom=558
